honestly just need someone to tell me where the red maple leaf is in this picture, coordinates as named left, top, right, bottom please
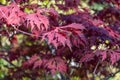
left=42, top=23, right=86, bottom=50
left=28, top=54, right=39, bottom=64
left=96, top=50, right=107, bottom=61
left=96, top=49, right=120, bottom=64
left=110, top=49, right=120, bottom=64
left=80, top=53, right=95, bottom=63
left=0, top=3, right=26, bottom=25
left=44, top=57, right=67, bottom=75
left=33, top=59, right=42, bottom=69
left=104, top=26, right=120, bottom=39
left=42, top=27, right=72, bottom=49
left=25, top=11, right=49, bottom=31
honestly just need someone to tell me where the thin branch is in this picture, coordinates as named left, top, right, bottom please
left=0, top=8, right=42, bottom=38
left=93, top=60, right=100, bottom=75
left=12, top=25, right=42, bottom=38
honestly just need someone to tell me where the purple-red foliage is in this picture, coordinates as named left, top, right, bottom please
left=0, top=0, right=120, bottom=79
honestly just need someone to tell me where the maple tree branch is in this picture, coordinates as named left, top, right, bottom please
left=12, top=25, right=37, bottom=37
left=0, top=8, right=42, bottom=38
left=12, top=25, right=42, bottom=38
left=93, top=60, right=100, bottom=75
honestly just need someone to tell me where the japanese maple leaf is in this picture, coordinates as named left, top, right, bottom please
left=80, top=53, right=95, bottom=63
left=0, top=3, right=26, bottom=25
left=110, top=50, right=120, bottom=64
left=61, top=23, right=87, bottom=47
left=61, top=23, right=85, bottom=30
left=44, top=57, right=67, bottom=75
left=42, top=23, right=86, bottom=50
left=28, top=54, right=39, bottom=64
left=96, top=50, right=107, bottom=61
left=104, top=26, right=120, bottom=39
left=25, top=12, right=49, bottom=31
left=42, top=27, right=72, bottom=49
left=96, top=49, right=120, bottom=64
left=33, top=59, right=42, bottom=69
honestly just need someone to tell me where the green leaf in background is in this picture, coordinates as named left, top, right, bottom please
left=29, top=0, right=38, bottom=4
left=90, top=3, right=106, bottom=11
left=22, top=77, right=31, bottom=80
left=24, top=8, right=33, bottom=14
left=109, top=72, right=120, bottom=80
left=71, top=76, right=79, bottom=80
left=0, top=0, right=6, bottom=4
left=0, top=59, right=9, bottom=79
left=0, top=59, right=9, bottom=66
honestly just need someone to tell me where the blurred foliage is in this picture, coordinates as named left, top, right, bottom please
left=90, top=3, right=107, bottom=11
left=0, top=0, right=6, bottom=4
left=0, top=0, right=120, bottom=80
left=109, top=73, right=120, bottom=80
left=0, top=59, right=9, bottom=79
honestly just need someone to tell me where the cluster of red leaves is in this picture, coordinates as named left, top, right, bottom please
left=0, top=3, right=26, bottom=25
left=0, top=0, right=120, bottom=79
left=96, top=49, right=120, bottom=64
left=42, top=23, right=86, bottom=49
left=24, top=54, right=67, bottom=75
